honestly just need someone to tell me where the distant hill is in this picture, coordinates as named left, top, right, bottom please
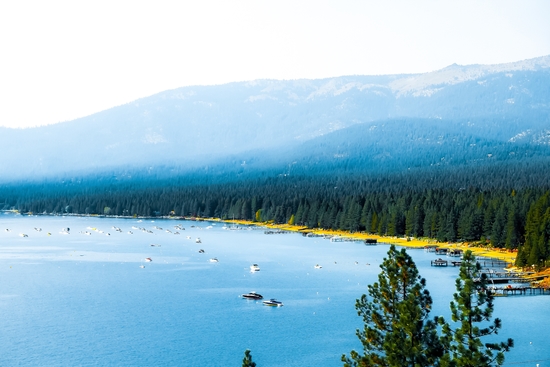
left=1, top=55, right=549, bottom=182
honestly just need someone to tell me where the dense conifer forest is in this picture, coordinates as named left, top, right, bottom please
left=1, top=161, right=549, bottom=268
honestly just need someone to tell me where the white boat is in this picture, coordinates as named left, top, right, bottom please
left=145, top=257, right=153, bottom=262
left=250, top=264, right=260, bottom=272
left=139, top=265, right=145, bottom=268
left=314, top=264, right=322, bottom=269
left=196, top=238, right=202, bottom=243
left=209, top=258, right=219, bottom=263
left=262, top=299, right=283, bottom=307
left=19, top=233, right=28, bottom=237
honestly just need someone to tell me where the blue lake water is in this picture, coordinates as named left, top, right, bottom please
left=0, top=213, right=548, bottom=366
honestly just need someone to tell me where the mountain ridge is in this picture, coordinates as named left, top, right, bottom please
left=1, top=55, right=549, bottom=182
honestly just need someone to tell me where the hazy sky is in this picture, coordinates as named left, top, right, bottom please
left=1, top=0, right=549, bottom=128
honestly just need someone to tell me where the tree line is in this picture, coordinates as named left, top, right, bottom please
left=1, top=172, right=549, bottom=267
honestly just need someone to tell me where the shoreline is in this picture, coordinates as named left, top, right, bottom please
left=13, top=211, right=518, bottom=265
left=218, top=218, right=518, bottom=265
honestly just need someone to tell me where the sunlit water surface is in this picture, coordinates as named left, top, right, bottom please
left=0, top=214, right=548, bottom=366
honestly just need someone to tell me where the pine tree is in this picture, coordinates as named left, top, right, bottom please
left=242, top=349, right=257, bottom=367
left=342, top=245, right=447, bottom=367
left=448, top=250, right=513, bottom=366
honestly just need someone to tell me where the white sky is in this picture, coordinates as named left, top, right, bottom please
left=1, top=0, right=549, bottom=128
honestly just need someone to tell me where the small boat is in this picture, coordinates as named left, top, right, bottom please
left=209, top=258, right=219, bottom=263
left=262, top=299, right=283, bottom=307
left=196, top=238, right=202, bottom=243
left=198, top=249, right=205, bottom=253
left=145, top=257, right=153, bottom=262
left=314, top=264, right=322, bottom=269
left=19, top=233, right=28, bottom=237
left=250, top=264, right=260, bottom=272
left=139, top=265, right=145, bottom=268
left=242, top=291, right=263, bottom=300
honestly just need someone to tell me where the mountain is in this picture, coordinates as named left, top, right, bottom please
left=1, top=55, right=549, bottom=182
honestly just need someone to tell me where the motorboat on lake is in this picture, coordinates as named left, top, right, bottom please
left=145, top=257, right=153, bottom=262
left=241, top=291, right=263, bottom=300
left=209, top=258, right=219, bottom=263
left=196, top=238, right=202, bottom=243
left=262, top=299, right=283, bottom=307
left=314, top=264, right=322, bottom=269
left=250, top=264, right=260, bottom=272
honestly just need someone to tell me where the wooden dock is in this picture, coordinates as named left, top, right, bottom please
left=435, top=248, right=448, bottom=255
left=265, top=230, right=290, bottom=235
left=491, top=286, right=550, bottom=296
left=431, top=258, right=448, bottom=267
left=447, top=249, right=463, bottom=257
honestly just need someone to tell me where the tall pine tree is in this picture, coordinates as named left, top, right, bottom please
left=342, top=245, right=447, bottom=367
left=447, top=250, right=513, bottom=366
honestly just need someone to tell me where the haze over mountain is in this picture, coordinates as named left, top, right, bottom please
left=1, top=55, right=549, bottom=182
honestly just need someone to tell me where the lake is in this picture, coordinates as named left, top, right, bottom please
left=0, top=213, right=548, bottom=366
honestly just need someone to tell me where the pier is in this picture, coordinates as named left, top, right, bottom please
left=435, top=247, right=448, bottom=255
left=490, top=286, right=550, bottom=296
left=476, top=258, right=510, bottom=267
left=265, top=230, right=291, bottom=235
left=447, top=249, right=463, bottom=257
left=431, top=258, right=448, bottom=267
left=330, top=236, right=361, bottom=242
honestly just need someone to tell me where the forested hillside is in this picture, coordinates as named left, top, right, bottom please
left=2, top=161, right=549, bottom=268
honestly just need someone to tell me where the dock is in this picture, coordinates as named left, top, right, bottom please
left=265, top=230, right=291, bottom=235
left=435, top=247, right=448, bottom=255
left=447, top=249, right=463, bottom=257
left=300, top=231, right=322, bottom=237
left=330, top=236, right=360, bottom=242
left=490, top=286, right=550, bottom=296
left=431, top=258, right=448, bottom=267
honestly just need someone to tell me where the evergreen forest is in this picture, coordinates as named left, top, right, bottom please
left=2, top=161, right=549, bottom=268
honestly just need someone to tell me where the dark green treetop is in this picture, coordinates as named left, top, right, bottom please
left=342, top=245, right=447, bottom=367
left=447, top=250, right=513, bottom=366
left=242, top=349, right=257, bottom=367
